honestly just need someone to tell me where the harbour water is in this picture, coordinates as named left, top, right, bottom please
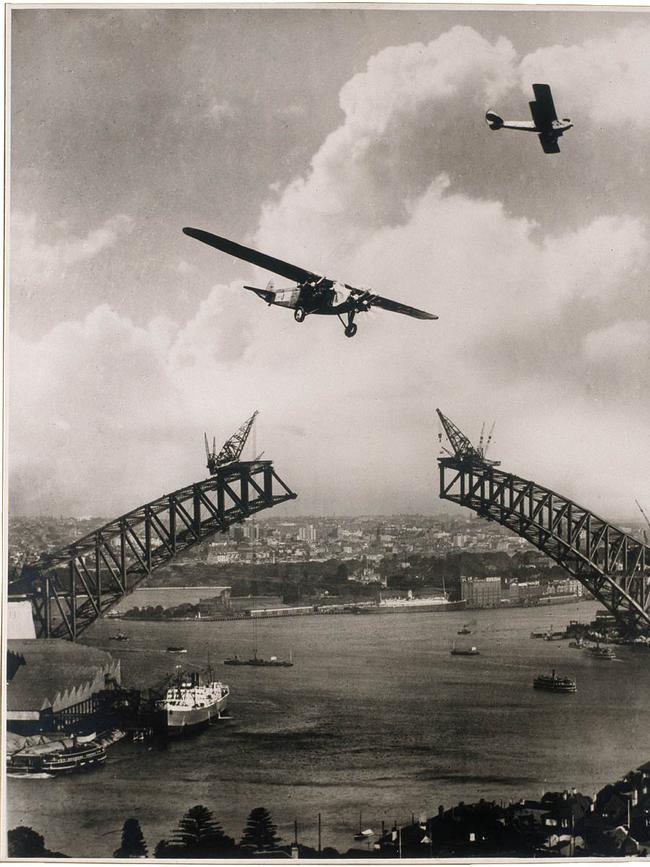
left=7, top=601, right=650, bottom=857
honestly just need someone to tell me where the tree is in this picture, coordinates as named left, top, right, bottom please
left=8, top=826, right=66, bottom=858
left=240, top=807, right=281, bottom=852
left=159, top=805, right=236, bottom=858
left=114, top=818, right=148, bottom=858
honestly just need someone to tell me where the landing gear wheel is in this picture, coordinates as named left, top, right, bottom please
left=294, top=307, right=306, bottom=323
left=344, top=323, right=358, bottom=338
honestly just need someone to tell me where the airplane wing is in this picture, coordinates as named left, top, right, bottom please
left=183, top=227, right=321, bottom=285
left=368, top=294, right=438, bottom=320
left=538, top=135, right=561, bottom=154
left=529, top=83, right=558, bottom=132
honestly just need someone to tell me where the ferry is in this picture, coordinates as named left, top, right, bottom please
left=7, top=738, right=107, bottom=776
left=155, top=670, right=229, bottom=735
left=533, top=670, right=577, bottom=693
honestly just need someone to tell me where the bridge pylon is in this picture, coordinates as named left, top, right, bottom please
left=10, top=460, right=297, bottom=640
left=437, top=409, right=650, bottom=636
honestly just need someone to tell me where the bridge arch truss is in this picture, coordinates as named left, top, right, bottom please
left=11, top=461, right=296, bottom=640
left=439, top=457, right=650, bottom=635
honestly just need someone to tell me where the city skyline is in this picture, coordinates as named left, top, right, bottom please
left=8, top=7, right=650, bottom=523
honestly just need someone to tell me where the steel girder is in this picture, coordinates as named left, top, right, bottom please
left=12, top=461, right=297, bottom=640
left=439, top=457, right=650, bottom=635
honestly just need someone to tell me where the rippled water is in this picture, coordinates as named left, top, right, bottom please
left=7, top=601, right=650, bottom=858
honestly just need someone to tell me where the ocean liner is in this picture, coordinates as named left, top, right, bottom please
left=155, top=670, right=229, bottom=735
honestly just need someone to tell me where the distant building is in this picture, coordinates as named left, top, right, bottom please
left=461, top=576, right=502, bottom=607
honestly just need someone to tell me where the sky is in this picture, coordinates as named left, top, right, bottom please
left=7, top=6, right=650, bottom=520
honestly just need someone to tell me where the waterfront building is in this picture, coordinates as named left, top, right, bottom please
left=7, top=639, right=121, bottom=734
left=461, top=575, right=502, bottom=607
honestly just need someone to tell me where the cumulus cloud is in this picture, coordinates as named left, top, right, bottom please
left=9, top=23, right=650, bottom=518
left=12, top=212, right=134, bottom=282
left=520, top=26, right=650, bottom=128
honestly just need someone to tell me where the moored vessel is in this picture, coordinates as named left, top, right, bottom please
left=155, top=670, right=229, bottom=735
left=7, top=738, right=107, bottom=776
left=533, top=670, right=577, bottom=693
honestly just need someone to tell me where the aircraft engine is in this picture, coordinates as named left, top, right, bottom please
left=485, top=110, right=504, bottom=130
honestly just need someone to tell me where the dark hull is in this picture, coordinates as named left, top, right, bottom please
left=224, top=658, right=292, bottom=667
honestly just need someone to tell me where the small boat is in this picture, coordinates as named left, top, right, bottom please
left=530, top=630, right=547, bottom=639
left=109, top=633, right=129, bottom=641
left=588, top=644, right=616, bottom=660
left=569, top=638, right=584, bottom=649
left=353, top=812, right=374, bottom=841
left=450, top=645, right=480, bottom=656
left=533, top=670, right=577, bottom=693
left=457, top=626, right=472, bottom=635
left=166, top=646, right=188, bottom=654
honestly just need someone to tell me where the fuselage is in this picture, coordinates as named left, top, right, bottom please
left=498, top=119, right=572, bottom=134
left=272, top=281, right=353, bottom=315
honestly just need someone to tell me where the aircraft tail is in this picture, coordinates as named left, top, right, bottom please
left=485, top=110, right=504, bottom=130
left=243, top=279, right=276, bottom=305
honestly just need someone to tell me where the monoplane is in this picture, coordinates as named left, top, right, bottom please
left=183, top=227, right=438, bottom=338
left=485, top=83, right=572, bottom=154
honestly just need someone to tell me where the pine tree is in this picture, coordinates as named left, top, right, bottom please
left=240, top=807, right=282, bottom=852
left=164, top=805, right=235, bottom=857
left=113, top=818, right=148, bottom=858
left=8, top=826, right=66, bottom=858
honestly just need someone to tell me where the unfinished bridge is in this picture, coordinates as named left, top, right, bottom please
left=9, top=415, right=297, bottom=640
left=437, top=409, right=650, bottom=636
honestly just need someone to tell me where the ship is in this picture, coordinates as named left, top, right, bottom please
left=377, top=593, right=465, bottom=614
left=7, top=736, right=107, bottom=776
left=533, top=670, right=577, bottom=693
left=588, top=644, right=616, bottom=660
left=155, top=670, right=229, bottom=735
left=109, top=632, right=129, bottom=641
left=166, top=646, right=187, bottom=654
left=224, top=653, right=293, bottom=667
left=450, top=645, right=480, bottom=656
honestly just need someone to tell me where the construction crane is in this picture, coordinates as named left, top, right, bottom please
left=436, top=408, right=500, bottom=467
left=635, top=499, right=650, bottom=544
left=205, top=411, right=259, bottom=475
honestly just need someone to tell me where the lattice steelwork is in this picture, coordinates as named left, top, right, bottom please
left=11, top=461, right=296, bottom=640
left=436, top=410, right=650, bottom=636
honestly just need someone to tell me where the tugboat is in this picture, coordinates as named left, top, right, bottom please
left=533, top=670, right=577, bottom=693
left=155, top=669, right=229, bottom=736
left=588, top=644, right=616, bottom=660
left=224, top=652, right=293, bottom=667
left=450, top=645, right=480, bottom=656
left=109, top=632, right=129, bottom=641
